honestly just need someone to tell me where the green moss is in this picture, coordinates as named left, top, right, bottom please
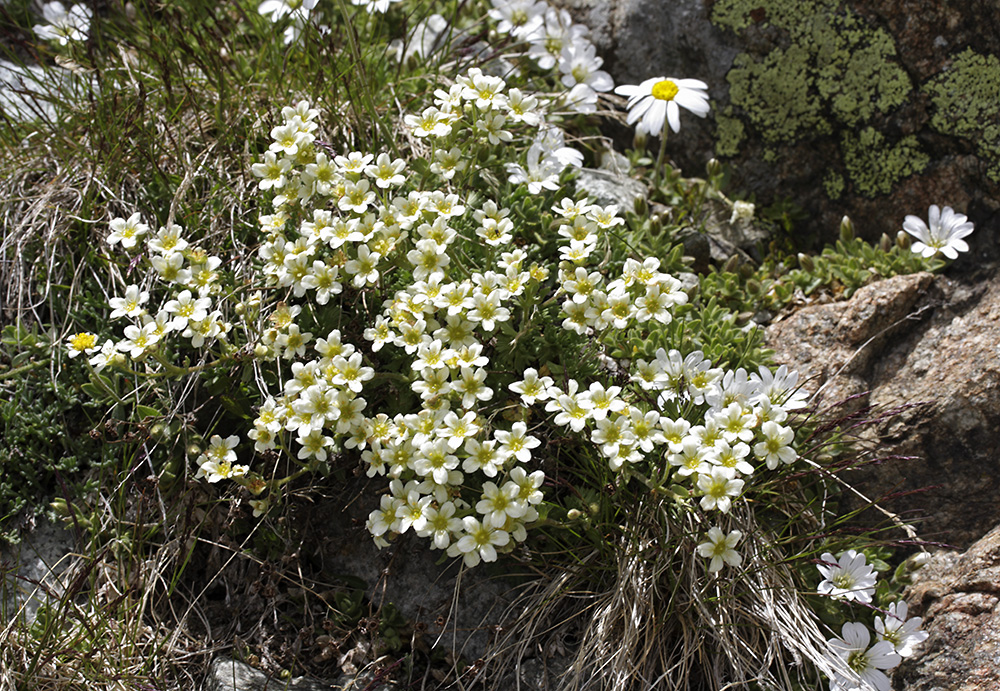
left=712, top=0, right=916, bottom=198
left=841, top=128, right=929, bottom=197
left=925, top=48, right=1000, bottom=182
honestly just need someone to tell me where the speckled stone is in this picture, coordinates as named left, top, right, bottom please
left=204, top=657, right=397, bottom=691
left=897, top=526, right=1000, bottom=690
left=1, top=518, right=76, bottom=625
left=766, top=268, right=1000, bottom=547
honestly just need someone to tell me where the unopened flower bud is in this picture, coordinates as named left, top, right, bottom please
left=149, top=422, right=169, bottom=441
left=633, top=195, right=648, bottom=217
left=797, top=252, right=815, bottom=272
left=254, top=344, right=270, bottom=359
left=907, top=552, right=932, bottom=571
left=705, top=158, right=723, bottom=179
left=896, top=230, right=912, bottom=250
left=840, top=215, right=855, bottom=242
left=879, top=233, right=893, bottom=253
left=567, top=508, right=583, bottom=520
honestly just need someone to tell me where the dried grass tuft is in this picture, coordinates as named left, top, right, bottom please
left=481, top=494, right=863, bottom=691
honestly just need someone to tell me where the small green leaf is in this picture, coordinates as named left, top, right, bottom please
left=80, top=383, right=105, bottom=400
left=135, top=405, right=160, bottom=420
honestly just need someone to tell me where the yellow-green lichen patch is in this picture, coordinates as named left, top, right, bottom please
left=722, top=7, right=911, bottom=141
left=840, top=127, right=929, bottom=198
left=811, top=13, right=911, bottom=127
left=711, top=0, right=840, bottom=33
left=925, top=48, right=1000, bottom=182
left=715, top=107, right=746, bottom=157
left=823, top=170, right=845, bottom=200
left=727, top=45, right=828, bottom=145
left=712, top=0, right=918, bottom=199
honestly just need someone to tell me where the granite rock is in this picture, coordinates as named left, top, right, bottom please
left=765, top=268, right=1000, bottom=547
left=896, top=525, right=1000, bottom=690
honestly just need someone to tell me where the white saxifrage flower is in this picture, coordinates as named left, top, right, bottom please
left=754, top=420, right=797, bottom=469
left=902, top=204, right=975, bottom=259
left=816, top=550, right=878, bottom=603
left=65, top=332, right=98, bottom=358
left=107, top=213, right=148, bottom=249
left=614, top=77, right=710, bottom=135
left=697, top=527, right=742, bottom=573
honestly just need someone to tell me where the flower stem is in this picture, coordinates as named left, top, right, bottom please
left=654, top=118, right=669, bottom=191
left=0, top=358, right=46, bottom=382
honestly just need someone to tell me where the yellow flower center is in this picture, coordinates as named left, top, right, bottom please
left=651, top=80, right=679, bottom=101
left=70, top=332, right=96, bottom=351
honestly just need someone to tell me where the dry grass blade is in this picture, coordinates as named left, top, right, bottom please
left=482, top=494, right=865, bottom=691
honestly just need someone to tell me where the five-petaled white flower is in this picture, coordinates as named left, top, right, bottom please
left=825, top=621, right=901, bottom=691
left=817, top=550, right=877, bottom=603
left=697, top=527, right=742, bottom=573
left=902, top=204, right=974, bottom=259
left=875, top=600, right=928, bottom=657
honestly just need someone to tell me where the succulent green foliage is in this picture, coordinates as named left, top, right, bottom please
left=761, top=233, right=941, bottom=309
left=712, top=0, right=925, bottom=197
left=924, top=48, right=1000, bottom=182
left=699, top=222, right=941, bottom=317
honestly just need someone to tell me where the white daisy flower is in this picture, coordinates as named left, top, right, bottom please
left=614, top=77, right=711, bottom=135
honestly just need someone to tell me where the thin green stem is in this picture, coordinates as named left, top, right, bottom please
left=0, top=358, right=46, bottom=382
left=654, top=118, right=669, bottom=191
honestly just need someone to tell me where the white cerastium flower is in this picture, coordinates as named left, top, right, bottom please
left=875, top=600, right=928, bottom=657
left=816, top=549, right=877, bottom=603
left=825, top=621, right=901, bottom=691
left=33, top=1, right=92, bottom=45
left=613, top=77, right=711, bottom=136
left=902, top=204, right=975, bottom=259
